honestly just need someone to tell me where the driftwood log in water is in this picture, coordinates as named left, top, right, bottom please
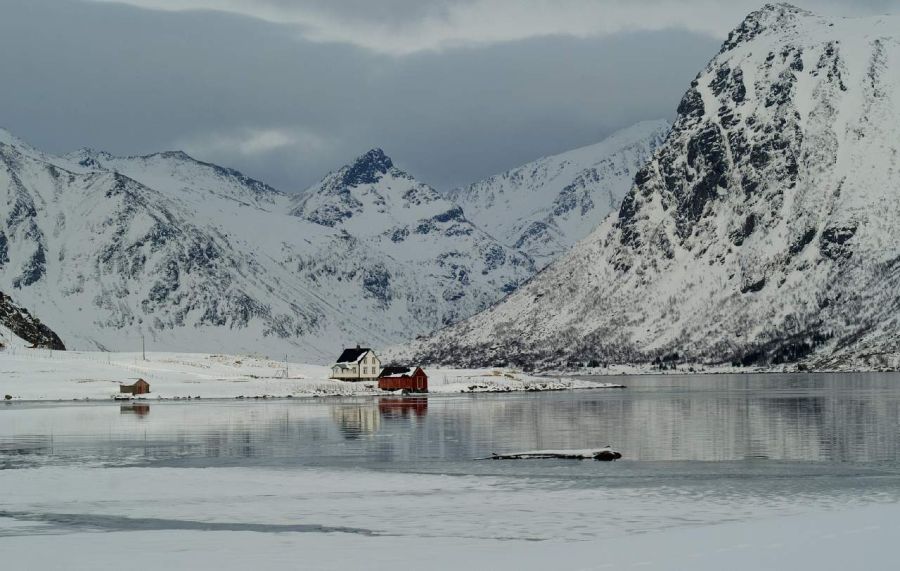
left=479, top=448, right=622, bottom=461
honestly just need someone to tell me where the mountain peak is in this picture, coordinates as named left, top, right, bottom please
left=66, top=147, right=112, bottom=167
left=751, top=3, right=811, bottom=23
left=153, top=150, right=195, bottom=161
left=721, top=2, right=813, bottom=52
left=760, top=2, right=803, bottom=13
left=342, top=148, right=394, bottom=186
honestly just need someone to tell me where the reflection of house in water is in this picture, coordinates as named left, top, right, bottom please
left=378, top=397, right=428, bottom=420
left=120, top=404, right=150, bottom=417
left=330, top=404, right=380, bottom=439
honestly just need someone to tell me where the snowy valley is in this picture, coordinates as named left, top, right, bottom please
left=5, top=4, right=900, bottom=570
left=0, top=135, right=537, bottom=361
left=3, top=4, right=900, bottom=374
left=0, top=111, right=663, bottom=362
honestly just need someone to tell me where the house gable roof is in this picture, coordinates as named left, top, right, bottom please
left=335, top=347, right=373, bottom=364
left=379, top=366, right=425, bottom=379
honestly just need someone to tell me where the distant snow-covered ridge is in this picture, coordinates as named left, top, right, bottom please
left=403, top=4, right=900, bottom=370
left=448, top=120, right=669, bottom=266
left=0, top=132, right=540, bottom=361
left=1, top=109, right=672, bottom=361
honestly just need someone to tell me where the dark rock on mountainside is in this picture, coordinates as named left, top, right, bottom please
left=342, top=149, right=394, bottom=186
left=0, top=291, right=65, bottom=350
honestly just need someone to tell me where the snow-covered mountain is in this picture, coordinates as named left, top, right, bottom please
left=403, top=4, right=900, bottom=369
left=447, top=121, right=669, bottom=266
left=0, top=133, right=532, bottom=361
left=287, top=149, right=534, bottom=325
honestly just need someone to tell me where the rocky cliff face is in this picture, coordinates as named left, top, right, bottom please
left=447, top=121, right=668, bottom=267
left=403, top=4, right=900, bottom=369
left=0, top=291, right=65, bottom=350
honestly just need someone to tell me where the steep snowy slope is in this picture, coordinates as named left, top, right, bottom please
left=0, top=137, right=531, bottom=361
left=405, top=4, right=900, bottom=369
left=447, top=121, right=669, bottom=265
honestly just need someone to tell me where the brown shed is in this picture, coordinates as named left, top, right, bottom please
left=120, top=378, right=151, bottom=395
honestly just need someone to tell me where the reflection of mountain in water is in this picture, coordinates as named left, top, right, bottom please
left=444, top=375, right=900, bottom=463
left=2, top=375, right=899, bottom=465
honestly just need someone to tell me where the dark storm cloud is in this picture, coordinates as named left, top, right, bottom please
left=87, top=0, right=900, bottom=54
left=0, top=0, right=895, bottom=190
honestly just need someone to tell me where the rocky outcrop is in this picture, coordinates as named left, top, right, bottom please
left=448, top=121, right=669, bottom=267
left=0, top=291, right=65, bottom=350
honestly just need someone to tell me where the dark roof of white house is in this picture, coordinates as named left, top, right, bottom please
left=336, top=347, right=372, bottom=363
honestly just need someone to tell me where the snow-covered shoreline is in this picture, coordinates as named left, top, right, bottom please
left=4, top=344, right=894, bottom=403
left=0, top=346, right=622, bottom=402
left=545, top=352, right=900, bottom=376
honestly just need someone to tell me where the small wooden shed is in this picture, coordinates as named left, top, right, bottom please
left=120, top=378, right=151, bottom=395
left=378, top=366, right=428, bottom=393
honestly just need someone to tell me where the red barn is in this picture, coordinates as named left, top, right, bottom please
left=378, top=366, right=428, bottom=393
left=119, top=378, right=150, bottom=395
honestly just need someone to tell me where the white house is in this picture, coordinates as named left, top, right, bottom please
left=331, top=345, right=381, bottom=381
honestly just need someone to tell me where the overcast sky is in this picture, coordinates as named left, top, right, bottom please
left=1, top=0, right=896, bottom=191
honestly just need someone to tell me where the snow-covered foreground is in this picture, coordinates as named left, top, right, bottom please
left=0, top=465, right=897, bottom=570
left=0, top=346, right=618, bottom=400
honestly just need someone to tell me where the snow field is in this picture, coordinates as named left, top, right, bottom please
left=1, top=464, right=898, bottom=570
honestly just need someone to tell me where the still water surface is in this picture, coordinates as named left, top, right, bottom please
left=2, top=373, right=900, bottom=542
left=4, top=372, right=900, bottom=469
